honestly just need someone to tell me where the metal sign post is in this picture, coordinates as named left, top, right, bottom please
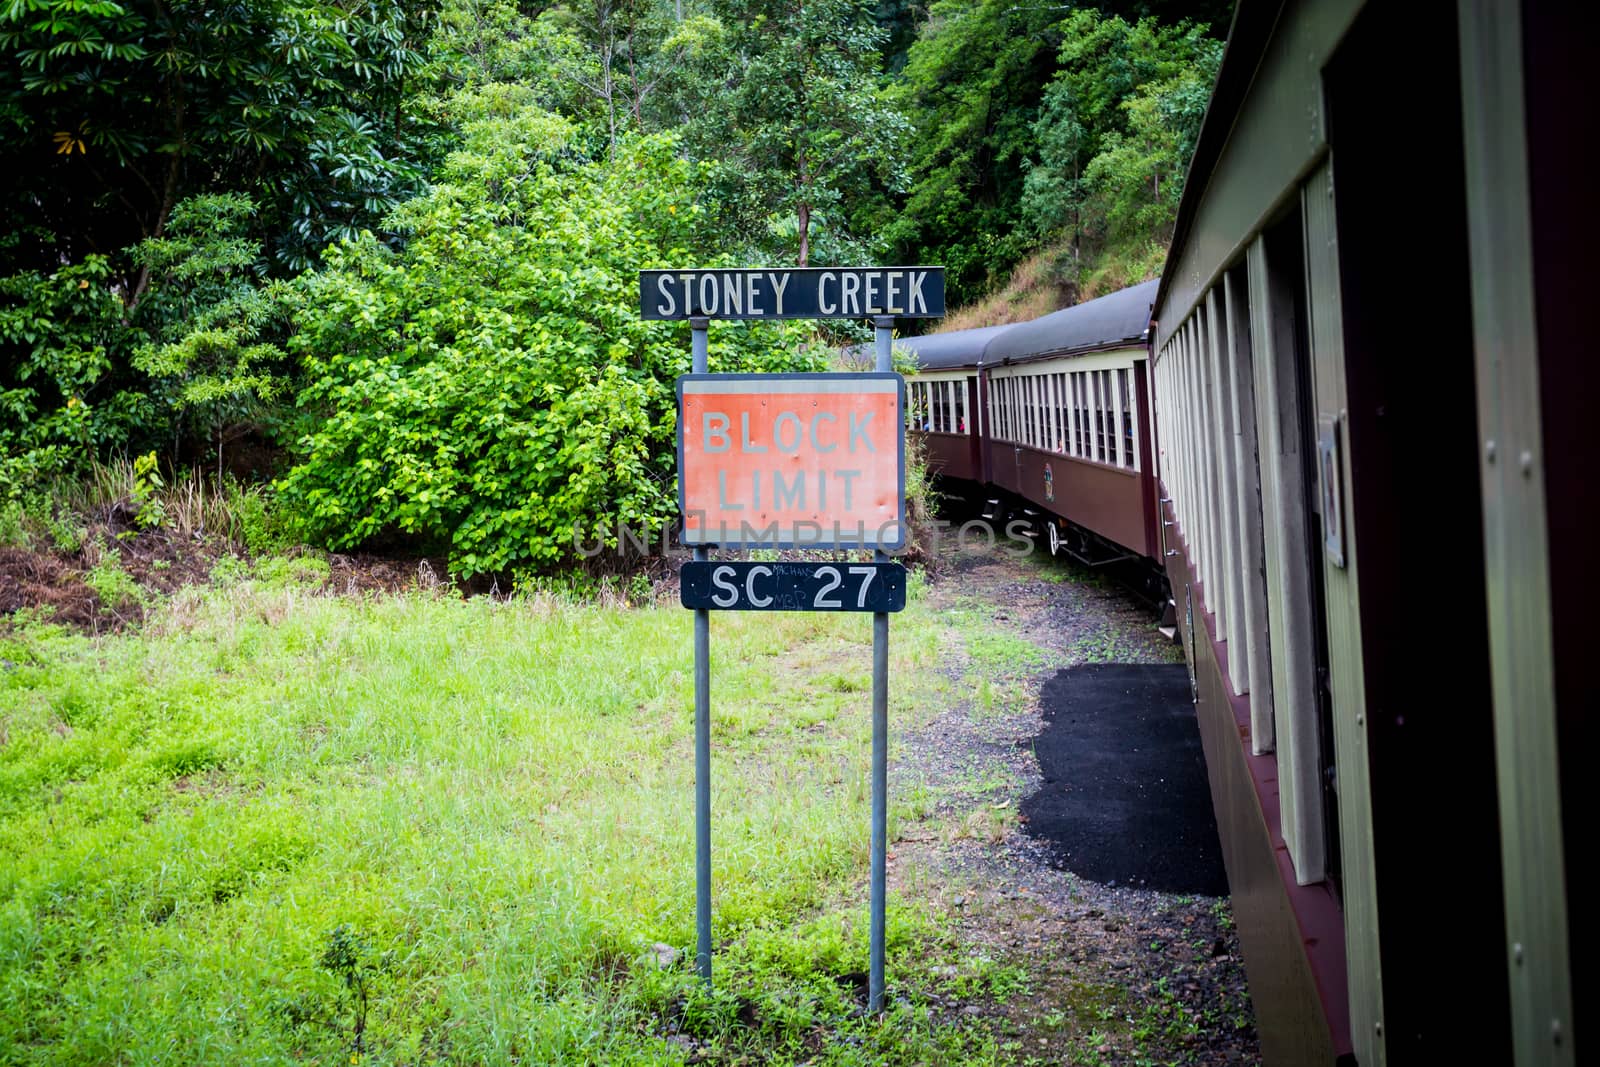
left=647, top=267, right=942, bottom=1014
left=690, top=316, right=712, bottom=986
left=869, top=314, right=894, bottom=1012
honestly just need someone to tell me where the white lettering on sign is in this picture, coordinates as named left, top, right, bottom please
left=710, top=565, right=738, bottom=607
left=653, top=270, right=801, bottom=317
left=848, top=565, right=878, bottom=608
left=679, top=374, right=904, bottom=548
left=814, top=567, right=843, bottom=608
left=644, top=268, right=941, bottom=320
left=909, top=271, right=927, bottom=314
left=842, top=272, right=860, bottom=314
left=690, top=562, right=898, bottom=610
left=746, top=565, right=773, bottom=608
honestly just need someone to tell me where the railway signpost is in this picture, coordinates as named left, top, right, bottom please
left=680, top=560, right=907, bottom=612
left=649, top=265, right=943, bottom=1014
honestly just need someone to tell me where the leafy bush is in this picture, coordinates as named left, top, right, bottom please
left=0, top=258, right=155, bottom=498
left=132, top=195, right=292, bottom=478
left=277, top=89, right=821, bottom=577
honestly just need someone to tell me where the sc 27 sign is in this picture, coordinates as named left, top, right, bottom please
left=680, top=561, right=905, bottom=613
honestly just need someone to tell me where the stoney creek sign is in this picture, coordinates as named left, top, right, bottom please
left=640, top=267, right=945, bottom=320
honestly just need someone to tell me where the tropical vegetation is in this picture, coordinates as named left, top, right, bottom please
left=2, top=0, right=1227, bottom=577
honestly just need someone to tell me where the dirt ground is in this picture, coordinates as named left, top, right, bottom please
left=893, top=543, right=1259, bottom=1065
left=0, top=517, right=446, bottom=635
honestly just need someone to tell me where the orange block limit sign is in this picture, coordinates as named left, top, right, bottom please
left=677, top=373, right=905, bottom=549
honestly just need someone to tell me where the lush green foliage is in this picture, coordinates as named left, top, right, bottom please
left=0, top=0, right=436, bottom=276
left=0, top=569, right=1025, bottom=1063
left=2, top=0, right=1225, bottom=568
left=883, top=0, right=1068, bottom=302
left=887, top=5, right=1220, bottom=303
left=133, top=194, right=292, bottom=475
left=276, top=92, right=819, bottom=576
left=0, top=257, right=151, bottom=496
left=1021, top=13, right=1221, bottom=254
left=684, top=0, right=909, bottom=266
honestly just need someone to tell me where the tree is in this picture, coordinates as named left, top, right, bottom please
left=1020, top=12, right=1221, bottom=256
left=276, top=89, right=819, bottom=575
left=883, top=0, right=1068, bottom=301
left=0, top=256, right=148, bottom=497
left=0, top=0, right=436, bottom=283
left=677, top=0, right=908, bottom=267
left=132, top=194, right=289, bottom=481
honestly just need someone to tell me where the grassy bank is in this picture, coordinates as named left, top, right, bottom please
left=0, top=567, right=1012, bottom=1065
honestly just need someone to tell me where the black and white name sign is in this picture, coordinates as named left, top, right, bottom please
left=680, top=561, right=906, bottom=612
left=641, top=268, right=945, bottom=320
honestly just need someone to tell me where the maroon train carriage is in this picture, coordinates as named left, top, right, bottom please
left=896, top=322, right=1008, bottom=485
left=1143, top=1, right=1584, bottom=1064
left=904, top=5, right=1585, bottom=1060
left=903, top=280, right=1162, bottom=572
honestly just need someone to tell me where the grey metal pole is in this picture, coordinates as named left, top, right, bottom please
left=869, top=314, right=894, bottom=1012
left=691, top=316, right=712, bottom=988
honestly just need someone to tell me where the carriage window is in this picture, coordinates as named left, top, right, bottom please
left=1089, top=371, right=1100, bottom=461
left=1100, top=369, right=1113, bottom=463
left=1014, top=377, right=1025, bottom=444
left=1055, top=373, right=1067, bottom=453
left=1039, top=375, right=1048, bottom=448
left=1119, top=368, right=1136, bottom=469
left=1012, top=377, right=1021, bottom=443
left=1072, top=373, right=1084, bottom=455
left=1022, top=377, right=1032, bottom=446
left=1024, top=379, right=1036, bottom=447
left=1028, top=376, right=1040, bottom=447
left=954, top=380, right=966, bottom=434
left=1035, top=376, right=1045, bottom=448
left=1088, top=370, right=1098, bottom=462
left=1021, top=377, right=1032, bottom=446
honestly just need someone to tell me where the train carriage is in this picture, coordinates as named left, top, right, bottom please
left=902, top=2, right=1585, bottom=1062
left=903, top=280, right=1162, bottom=566
left=900, top=324, right=1004, bottom=485
left=1146, top=1, right=1584, bottom=1064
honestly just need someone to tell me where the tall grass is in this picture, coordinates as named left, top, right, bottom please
left=2, top=457, right=287, bottom=556
left=0, top=571, right=1006, bottom=1064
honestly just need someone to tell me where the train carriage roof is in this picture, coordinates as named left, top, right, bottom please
left=897, top=323, right=1015, bottom=370
left=981, top=278, right=1159, bottom=365
left=901, top=278, right=1159, bottom=373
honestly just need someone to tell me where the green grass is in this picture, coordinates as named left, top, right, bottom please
left=0, top=569, right=1007, bottom=1065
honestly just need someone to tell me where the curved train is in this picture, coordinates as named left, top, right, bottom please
left=905, top=2, right=1585, bottom=1063
left=905, top=279, right=1162, bottom=580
